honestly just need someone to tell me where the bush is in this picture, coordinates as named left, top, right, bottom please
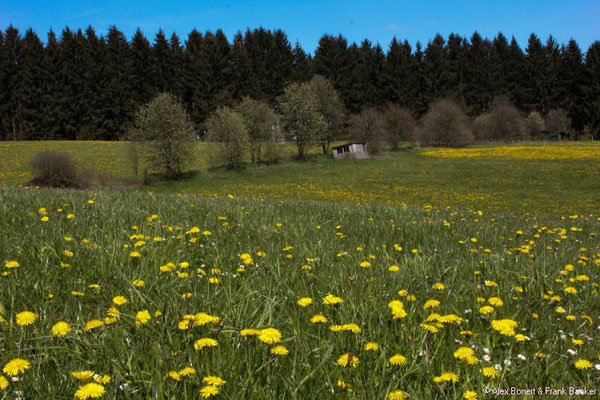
left=474, top=96, right=526, bottom=141
left=206, top=107, right=248, bottom=169
left=526, top=111, right=545, bottom=139
left=308, top=75, right=346, bottom=154
left=127, top=93, right=196, bottom=179
left=545, top=109, right=571, bottom=133
left=381, top=104, right=416, bottom=149
left=278, top=81, right=323, bottom=159
left=235, top=97, right=279, bottom=164
left=29, top=151, right=81, bottom=188
left=348, top=108, right=385, bottom=155
left=417, top=99, right=474, bottom=147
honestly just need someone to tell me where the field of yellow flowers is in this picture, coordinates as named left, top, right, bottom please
left=0, top=184, right=599, bottom=399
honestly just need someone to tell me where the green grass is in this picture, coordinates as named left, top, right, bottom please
left=1, top=141, right=599, bottom=214
left=0, top=141, right=599, bottom=398
left=0, top=187, right=599, bottom=399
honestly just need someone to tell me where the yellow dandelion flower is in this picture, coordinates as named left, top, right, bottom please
left=74, top=382, right=105, bottom=400
left=203, top=376, right=226, bottom=386
left=178, top=367, right=196, bottom=377
left=258, top=328, right=282, bottom=344
left=112, top=296, right=127, bottom=306
left=310, top=314, right=328, bottom=324
left=424, top=299, right=440, bottom=310
left=240, top=328, right=261, bottom=336
left=135, top=310, right=151, bottom=325
left=271, top=345, right=289, bottom=356
left=364, top=342, right=380, bottom=351
left=337, top=353, right=359, bottom=368
left=200, top=385, right=219, bottom=398
left=491, top=319, right=518, bottom=336
left=16, top=311, right=38, bottom=326
left=359, top=261, right=371, bottom=268
left=463, top=390, right=478, bottom=400
left=4, top=261, right=20, bottom=268
left=3, top=358, right=31, bottom=376
left=165, top=371, right=181, bottom=381
left=194, top=338, right=218, bottom=350
left=389, top=354, right=407, bottom=366
left=71, top=371, right=95, bottom=382
left=0, top=375, right=8, bottom=390
left=132, top=279, right=145, bottom=287
left=84, top=319, right=104, bottom=332
left=323, top=294, right=343, bottom=305
left=129, top=251, right=141, bottom=258
left=432, top=282, right=445, bottom=290
left=388, top=390, right=407, bottom=400
left=481, top=366, right=499, bottom=378
left=51, top=321, right=71, bottom=336
left=488, top=297, right=503, bottom=307
left=297, top=297, right=313, bottom=307
left=454, top=347, right=475, bottom=361
left=575, top=359, right=592, bottom=370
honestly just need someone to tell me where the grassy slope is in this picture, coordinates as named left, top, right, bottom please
left=1, top=141, right=599, bottom=214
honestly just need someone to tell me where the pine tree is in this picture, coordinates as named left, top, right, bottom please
left=421, top=34, right=451, bottom=108
left=313, top=34, right=349, bottom=92
left=507, top=37, right=527, bottom=110
left=20, top=29, right=46, bottom=139
left=82, top=26, right=107, bottom=139
left=560, top=39, right=585, bottom=132
left=39, top=29, right=63, bottom=139
left=489, top=32, right=510, bottom=99
left=227, top=32, right=252, bottom=99
left=101, top=25, right=133, bottom=140
left=524, top=33, right=547, bottom=112
left=544, top=35, right=563, bottom=110
left=291, top=41, right=311, bottom=82
left=169, top=32, right=188, bottom=100
left=204, top=30, right=232, bottom=108
left=583, top=41, right=600, bottom=137
left=151, top=29, right=172, bottom=93
left=0, top=30, right=6, bottom=139
left=1, top=26, right=24, bottom=140
left=446, top=33, right=467, bottom=102
left=185, top=29, right=213, bottom=125
left=130, top=28, right=155, bottom=106
left=464, top=32, right=491, bottom=114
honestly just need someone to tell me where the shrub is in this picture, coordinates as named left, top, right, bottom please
left=526, top=111, right=545, bottom=139
left=235, top=97, right=279, bottom=164
left=348, top=108, right=385, bottom=155
left=127, top=93, right=196, bottom=179
left=474, top=96, right=526, bottom=141
left=545, top=109, right=571, bottom=133
left=417, top=99, right=474, bottom=147
left=29, top=151, right=81, bottom=188
left=206, top=107, right=248, bottom=169
left=278, top=81, right=324, bottom=159
left=381, top=104, right=416, bottom=149
left=308, top=75, right=346, bottom=154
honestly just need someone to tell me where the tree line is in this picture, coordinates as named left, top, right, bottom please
left=1, top=25, right=599, bottom=141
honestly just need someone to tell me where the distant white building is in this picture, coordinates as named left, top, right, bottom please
left=332, top=142, right=369, bottom=159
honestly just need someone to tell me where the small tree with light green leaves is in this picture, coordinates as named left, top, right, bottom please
left=127, top=92, right=196, bottom=179
left=278, top=81, right=324, bottom=159
left=206, top=107, right=248, bottom=169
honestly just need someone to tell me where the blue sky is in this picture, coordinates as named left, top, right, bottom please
left=1, top=0, right=598, bottom=52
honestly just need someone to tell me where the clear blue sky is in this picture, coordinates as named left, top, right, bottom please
left=1, top=0, right=598, bottom=52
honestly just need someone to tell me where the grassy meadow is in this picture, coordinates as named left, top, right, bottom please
left=0, top=141, right=599, bottom=399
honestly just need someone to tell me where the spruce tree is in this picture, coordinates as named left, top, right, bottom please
left=130, top=28, right=155, bottom=107
left=185, top=29, right=213, bottom=125
left=20, top=29, right=46, bottom=139
left=1, top=26, right=24, bottom=140
left=101, top=25, right=133, bottom=140
left=291, top=41, right=311, bottom=82
left=583, top=41, right=600, bottom=137
left=524, top=33, right=547, bottom=112
left=560, top=39, right=585, bottom=132
left=464, top=32, right=491, bottom=115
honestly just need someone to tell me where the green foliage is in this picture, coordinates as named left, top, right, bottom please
left=128, top=92, right=196, bottom=178
left=235, top=97, right=279, bottom=163
left=206, top=106, right=248, bottom=169
left=308, top=75, right=346, bottom=154
left=277, top=82, right=324, bottom=159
